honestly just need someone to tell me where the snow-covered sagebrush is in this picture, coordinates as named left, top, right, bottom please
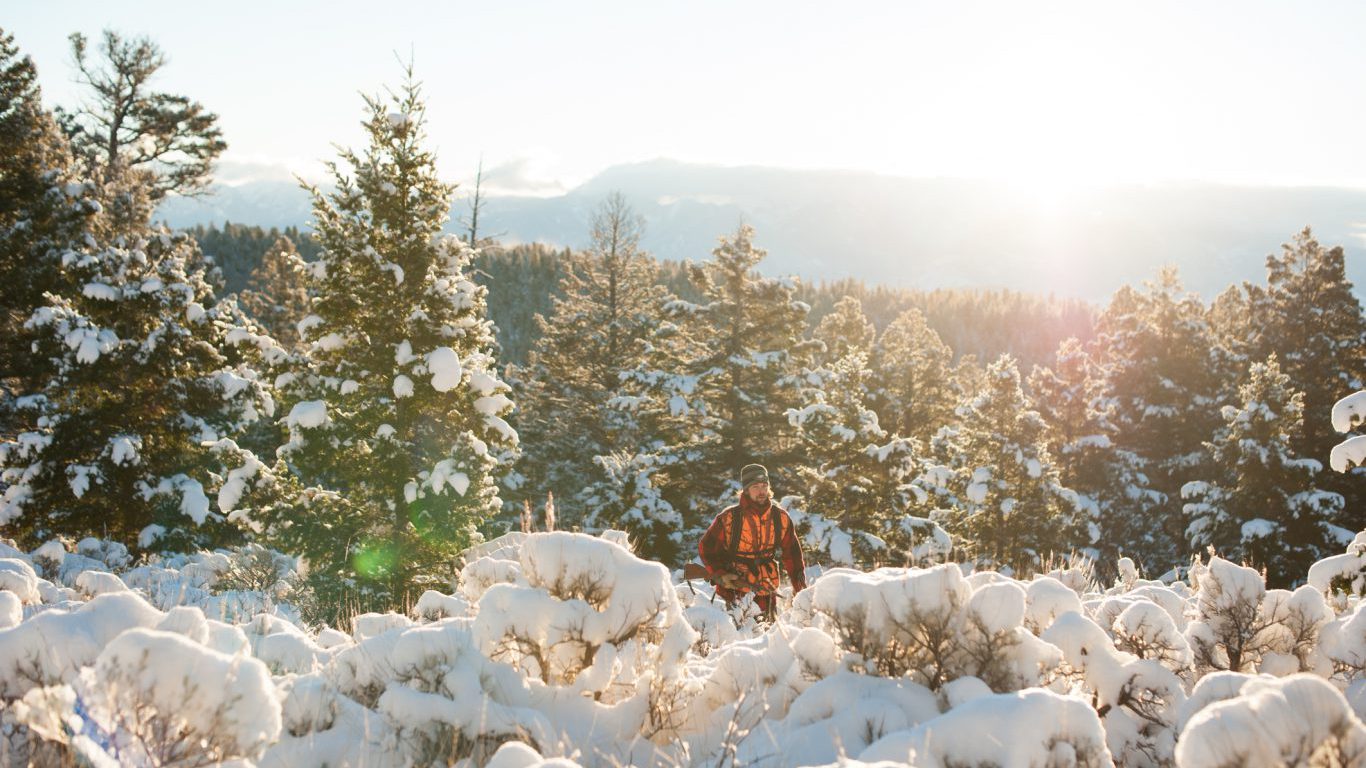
left=1, top=525, right=1364, bottom=767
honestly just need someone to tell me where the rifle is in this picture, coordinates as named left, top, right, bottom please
left=682, top=562, right=712, bottom=583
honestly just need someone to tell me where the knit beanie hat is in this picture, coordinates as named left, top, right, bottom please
left=740, top=463, right=770, bottom=490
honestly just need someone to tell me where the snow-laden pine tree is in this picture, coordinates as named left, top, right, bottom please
left=1183, top=355, right=1347, bottom=586
left=230, top=77, right=517, bottom=609
left=236, top=236, right=310, bottom=350
left=812, top=295, right=875, bottom=366
left=867, top=307, right=957, bottom=444
left=619, top=225, right=818, bottom=528
left=0, top=181, right=274, bottom=550
left=514, top=192, right=670, bottom=528
left=1091, top=269, right=1223, bottom=570
left=1029, top=337, right=1162, bottom=571
left=787, top=351, right=924, bottom=564
left=1244, top=229, right=1366, bottom=530
left=924, top=355, right=1085, bottom=571
left=0, top=29, right=88, bottom=400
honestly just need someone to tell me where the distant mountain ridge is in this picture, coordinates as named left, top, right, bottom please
left=158, top=160, right=1366, bottom=300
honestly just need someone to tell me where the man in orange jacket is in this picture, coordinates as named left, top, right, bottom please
left=698, top=463, right=806, bottom=617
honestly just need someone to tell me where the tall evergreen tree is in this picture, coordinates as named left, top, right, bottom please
left=788, top=351, right=922, bottom=560
left=58, top=30, right=225, bottom=200
left=0, top=212, right=273, bottom=549
left=620, top=224, right=818, bottom=530
left=1029, top=338, right=1161, bottom=571
left=1183, top=355, right=1347, bottom=586
left=1244, top=229, right=1366, bottom=530
left=237, top=236, right=310, bottom=349
left=0, top=28, right=87, bottom=399
left=1091, top=269, right=1223, bottom=571
left=223, top=76, right=517, bottom=610
left=868, top=307, right=957, bottom=444
left=514, top=193, right=669, bottom=527
left=925, top=355, right=1084, bottom=571
left=813, top=295, right=875, bottom=366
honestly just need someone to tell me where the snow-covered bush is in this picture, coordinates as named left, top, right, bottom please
left=1310, top=530, right=1366, bottom=601
left=728, top=669, right=939, bottom=766
left=473, top=532, right=695, bottom=691
left=1175, top=674, right=1366, bottom=767
left=1109, top=598, right=1192, bottom=674
left=805, top=564, right=1061, bottom=691
left=377, top=622, right=556, bottom=765
left=0, top=591, right=163, bottom=699
left=1320, top=602, right=1366, bottom=682
left=859, top=688, right=1114, bottom=767
left=2, top=524, right=1365, bottom=767
left=1044, top=611, right=1185, bottom=766
left=15, top=628, right=281, bottom=766
left=1331, top=390, right=1366, bottom=474
left=1186, top=556, right=1272, bottom=674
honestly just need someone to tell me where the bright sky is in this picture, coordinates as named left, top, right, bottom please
left=9, top=1, right=1366, bottom=194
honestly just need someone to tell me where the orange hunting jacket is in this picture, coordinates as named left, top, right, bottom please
left=698, top=493, right=806, bottom=599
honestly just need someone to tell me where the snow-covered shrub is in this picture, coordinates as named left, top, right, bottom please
left=1257, top=585, right=1333, bottom=675
left=378, top=621, right=556, bottom=765
left=1175, top=674, right=1366, bottom=768
left=413, top=589, right=472, bottom=621
left=1309, top=530, right=1366, bottom=602
left=1109, top=598, right=1192, bottom=674
left=328, top=626, right=408, bottom=707
left=473, top=532, right=696, bottom=692
left=807, top=565, right=967, bottom=686
left=244, top=612, right=330, bottom=674
left=730, top=669, right=940, bottom=767
left=0, top=591, right=162, bottom=699
left=76, top=625, right=277, bottom=759
left=1024, top=575, right=1084, bottom=633
left=460, top=552, right=527, bottom=601
left=108, top=544, right=306, bottom=624
left=1331, top=390, right=1366, bottom=474
left=1320, top=602, right=1366, bottom=682
left=681, top=624, right=843, bottom=763
left=352, top=611, right=411, bottom=641
left=486, top=740, right=584, bottom=768
left=0, top=591, right=20, bottom=629
left=212, top=542, right=298, bottom=597
left=676, top=581, right=739, bottom=656
left=0, top=557, right=42, bottom=603
left=1176, top=670, right=1259, bottom=732
left=260, top=672, right=394, bottom=767
left=1186, top=556, right=1272, bottom=674
left=1043, top=611, right=1185, bottom=766
left=806, top=564, right=1060, bottom=691
left=859, top=688, right=1114, bottom=767
left=74, top=569, right=128, bottom=598
left=23, top=538, right=113, bottom=591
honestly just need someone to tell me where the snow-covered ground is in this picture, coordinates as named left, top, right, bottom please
left=0, top=530, right=1363, bottom=767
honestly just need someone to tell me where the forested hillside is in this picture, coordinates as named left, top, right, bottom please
left=190, top=223, right=1095, bottom=369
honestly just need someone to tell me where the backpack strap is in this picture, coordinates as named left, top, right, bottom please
left=729, top=506, right=744, bottom=561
